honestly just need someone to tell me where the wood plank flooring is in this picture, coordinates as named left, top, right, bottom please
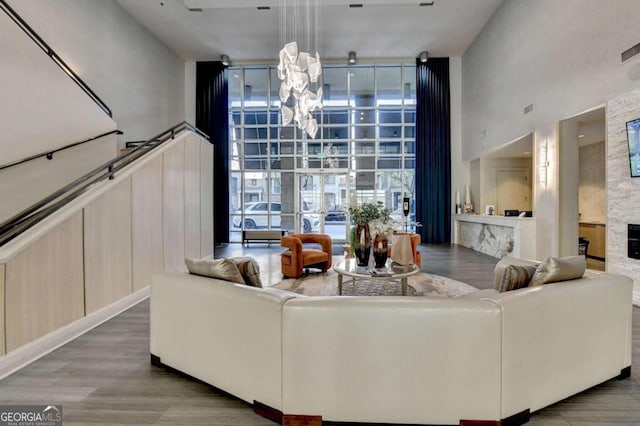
left=0, top=243, right=637, bottom=425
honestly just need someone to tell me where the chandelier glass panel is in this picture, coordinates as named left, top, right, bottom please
left=278, top=0, right=322, bottom=139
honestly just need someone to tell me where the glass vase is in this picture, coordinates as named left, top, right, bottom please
left=373, top=234, right=388, bottom=268
left=354, top=223, right=371, bottom=267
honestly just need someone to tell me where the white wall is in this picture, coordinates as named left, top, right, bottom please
left=479, top=157, right=532, bottom=213
left=0, top=135, right=118, bottom=224
left=450, top=57, right=467, bottom=239
left=461, top=0, right=640, bottom=258
left=8, top=0, right=185, bottom=146
left=185, top=61, right=196, bottom=125
left=0, top=9, right=116, bottom=165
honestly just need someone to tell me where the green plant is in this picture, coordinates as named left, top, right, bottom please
left=347, top=201, right=388, bottom=225
left=349, top=225, right=356, bottom=254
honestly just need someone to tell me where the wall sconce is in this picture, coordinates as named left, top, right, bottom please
left=220, top=54, right=230, bottom=66
left=348, top=51, right=357, bottom=65
left=539, top=140, right=548, bottom=186
left=419, top=51, right=429, bottom=63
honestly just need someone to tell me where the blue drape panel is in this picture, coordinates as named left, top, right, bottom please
left=196, top=61, right=229, bottom=245
left=415, top=58, right=451, bottom=244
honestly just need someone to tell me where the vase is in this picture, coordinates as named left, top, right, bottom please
left=373, top=234, right=388, bottom=268
left=354, top=223, right=371, bottom=267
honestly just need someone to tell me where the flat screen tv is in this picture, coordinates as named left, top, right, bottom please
left=627, top=117, right=640, bottom=177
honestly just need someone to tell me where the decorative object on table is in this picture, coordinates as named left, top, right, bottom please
left=463, top=185, right=474, bottom=213
left=277, top=0, right=322, bottom=138
left=372, top=233, right=389, bottom=268
left=455, top=190, right=462, bottom=214
left=485, top=205, right=495, bottom=215
left=391, top=233, right=414, bottom=265
left=348, top=201, right=388, bottom=267
left=354, top=223, right=371, bottom=266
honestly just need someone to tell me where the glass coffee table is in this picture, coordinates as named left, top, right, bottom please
left=333, top=258, right=420, bottom=296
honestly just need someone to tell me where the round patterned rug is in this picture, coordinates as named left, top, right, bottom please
left=272, top=269, right=477, bottom=297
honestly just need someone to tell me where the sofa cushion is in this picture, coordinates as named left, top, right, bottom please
left=528, top=255, right=586, bottom=287
left=185, top=257, right=245, bottom=284
left=496, top=264, right=537, bottom=292
left=230, top=256, right=263, bottom=287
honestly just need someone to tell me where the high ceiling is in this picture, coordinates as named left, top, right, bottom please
left=116, top=0, right=503, bottom=63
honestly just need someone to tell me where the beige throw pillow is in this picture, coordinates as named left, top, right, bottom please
left=496, top=264, right=537, bottom=292
left=185, top=257, right=245, bottom=284
left=230, top=256, right=263, bottom=287
left=528, top=255, right=586, bottom=287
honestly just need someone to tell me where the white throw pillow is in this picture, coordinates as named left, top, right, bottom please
left=185, top=257, right=245, bottom=284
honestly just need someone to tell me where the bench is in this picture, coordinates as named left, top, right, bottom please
left=242, top=230, right=286, bottom=247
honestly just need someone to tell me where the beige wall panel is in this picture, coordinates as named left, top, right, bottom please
left=184, top=136, right=201, bottom=260
left=5, top=212, right=84, bottom=352
left=163, top=143, right=186, bottom=272
left=132, top=156, right=164, bottom=291
left=84, top=179, right=133, bottom=314
left=200, top=141, right=214, bottom=258
left=0, top=264, right=4, bottom=355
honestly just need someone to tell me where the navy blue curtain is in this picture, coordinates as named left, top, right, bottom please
left=196, top=61, right=229, bottom=245
left=415, top=58, right=451, bottom=244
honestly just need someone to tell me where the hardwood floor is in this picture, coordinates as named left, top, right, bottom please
left=0, top=243, right=637, bottom=425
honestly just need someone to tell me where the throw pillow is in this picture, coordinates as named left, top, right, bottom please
left=528, top=255, right=586, bottom=287
left=493, top=256, right=540, bottom=289
left=496, top=264, right=537, bottom=292
left=230, top=256, right=263, bottom=287
left=185, top=257, right=245, bottom=284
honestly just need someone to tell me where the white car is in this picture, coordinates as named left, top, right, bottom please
left=232, top=202, right=320, bottom=232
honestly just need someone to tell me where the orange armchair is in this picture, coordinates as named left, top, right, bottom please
left=281, top=234, right=332, bottom=278
left=389, top=232, right=422, bottom=267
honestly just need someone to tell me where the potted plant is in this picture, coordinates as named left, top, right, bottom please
left=347, top=201, right=388, bottom=266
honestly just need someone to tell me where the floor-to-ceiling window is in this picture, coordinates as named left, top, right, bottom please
left=229, top=64, right=416, bottom=242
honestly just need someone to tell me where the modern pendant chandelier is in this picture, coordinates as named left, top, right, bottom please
left=277, top=0, right=322, bottom=139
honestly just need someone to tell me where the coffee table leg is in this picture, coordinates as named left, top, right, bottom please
left=338, top=274, right=343, bottom=295
left=401, top=278, right=407, bottom=296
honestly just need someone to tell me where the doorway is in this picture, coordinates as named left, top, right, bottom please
left=296, top=170, right=350, bottom=242
left=558, top=106, right=606, bottom=270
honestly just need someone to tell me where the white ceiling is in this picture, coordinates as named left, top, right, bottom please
left=115, top=0, right=503, bottom=62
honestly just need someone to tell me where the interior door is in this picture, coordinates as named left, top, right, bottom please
left=496, top=169, right=531, bottom=215
left=297, top=171, right=350, bottom=242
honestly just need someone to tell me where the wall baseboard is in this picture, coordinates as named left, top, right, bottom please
left=0, top=287, right=149, bottom=380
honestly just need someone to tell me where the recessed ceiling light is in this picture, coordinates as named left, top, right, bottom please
left=578, top=134, right=585, bottom=138
left=524, top=151, right=531, bottom=155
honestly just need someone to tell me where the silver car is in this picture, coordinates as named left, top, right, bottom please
left=232, top=202, right=320, bottom=232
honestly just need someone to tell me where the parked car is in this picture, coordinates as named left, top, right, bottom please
left=324, top=205, right=346, bottom=222
left=232, top=202, right=320, bottom=232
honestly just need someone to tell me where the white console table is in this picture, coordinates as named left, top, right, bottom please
left=453, top=214, right=537, bottom=259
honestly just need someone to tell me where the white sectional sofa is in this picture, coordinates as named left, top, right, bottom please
left=150, top=263, right=633, bottom=426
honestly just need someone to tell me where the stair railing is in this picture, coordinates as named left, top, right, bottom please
left=0, top=122, right=209, bottom=246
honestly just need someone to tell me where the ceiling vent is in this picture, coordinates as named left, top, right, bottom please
left=349, top=4, right=364, bottom=8
left=622, top=42, right=640, bottom=62
left=419, top=1, right=435, bottom=6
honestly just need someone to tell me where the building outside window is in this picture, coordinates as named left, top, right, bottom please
left=229, top=64, right=416, bottom=242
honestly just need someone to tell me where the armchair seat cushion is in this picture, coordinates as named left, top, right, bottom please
left=302, top=249, right=329, bottom=266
